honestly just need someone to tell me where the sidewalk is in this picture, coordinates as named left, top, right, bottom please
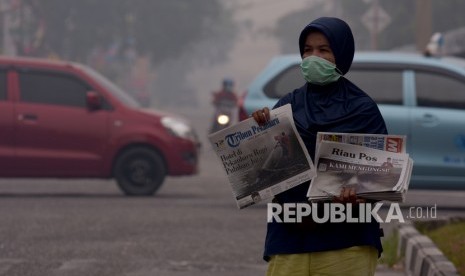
left=375, top=264, right=405, bottom=276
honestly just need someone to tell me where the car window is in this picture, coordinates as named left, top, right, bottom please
left=0, top=71, right=6, bottom=100
left=81, top=65, right=140, bottom=108
left=264, top=65, right=305, bottom=98
left=264, top=64, right=404, bottom=106
left=19, top=71, right=90, bottom=108
left=415, top=71, right=465, bottom=110
left=345, top=69, right=403, bottom=105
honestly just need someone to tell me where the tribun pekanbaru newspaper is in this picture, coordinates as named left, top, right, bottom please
left=308, top=134, right=413, bottom=202
left=208, top=104, right=316, bottom=209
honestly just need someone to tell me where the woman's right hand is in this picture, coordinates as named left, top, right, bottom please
left=251, top=107, right=270, bottom=126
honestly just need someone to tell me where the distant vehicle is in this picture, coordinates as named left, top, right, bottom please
left=239, top=52, right=465, bottom=190
left=0, top=56, right=200, bottom=195
left=210, top=78, right=238, bottom=133
left=210, top=99, right=235, bottom=133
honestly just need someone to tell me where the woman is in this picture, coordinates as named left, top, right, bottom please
left=252, top=17, right=387, bottom=276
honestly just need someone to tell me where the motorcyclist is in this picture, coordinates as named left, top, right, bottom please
left=210, top=78, right=238, bottom=133
left=212, top=78, right=238, bottom=108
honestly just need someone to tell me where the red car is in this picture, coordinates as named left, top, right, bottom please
left=0, top=56, right=199, bottom=195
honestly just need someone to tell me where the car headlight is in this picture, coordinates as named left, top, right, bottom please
left=161, top=117, right=196, bottom=141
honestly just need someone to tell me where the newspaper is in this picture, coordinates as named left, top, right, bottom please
left=209, top=104, right=316, bottom=209
left=316, top=132, right=407, bottom=155
left=308, top=139, right=413, bottom=202
left=313, top=132, right=411, bottom=201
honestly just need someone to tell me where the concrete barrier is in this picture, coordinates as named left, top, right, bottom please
left=397, top=222, right=459, bottom=276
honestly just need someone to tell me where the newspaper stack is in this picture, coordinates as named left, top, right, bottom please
left=208, top=104, right=316, bottom=209
left=307, top=132, right=413, bottom=202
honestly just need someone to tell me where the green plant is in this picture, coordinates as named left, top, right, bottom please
left=425, top=222, right=465, bottom=276
left=379, top=229, right=401, bottom=267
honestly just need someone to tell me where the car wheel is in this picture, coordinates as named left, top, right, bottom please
left=114, top=147, right=166, bottom=196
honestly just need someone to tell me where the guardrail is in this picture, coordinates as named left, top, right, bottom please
left=397, top=221, right=458, bottom=276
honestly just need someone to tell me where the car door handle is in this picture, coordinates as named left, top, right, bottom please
left=18, top=113, right=38, bottom=121
left=418, top=113, right=439, bottom=127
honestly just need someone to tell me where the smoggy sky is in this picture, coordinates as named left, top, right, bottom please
left=188, top=0, right=315, bottom=109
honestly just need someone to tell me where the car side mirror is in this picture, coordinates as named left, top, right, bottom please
left=86, top=91, right=102, bottom=110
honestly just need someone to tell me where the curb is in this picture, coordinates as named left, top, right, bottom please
left=397, top=222, right=459, bottom=276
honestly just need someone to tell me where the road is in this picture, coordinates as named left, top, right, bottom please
left=0, top=109, right=464, bottom=276
left=0, top=157, right=266, bottom=275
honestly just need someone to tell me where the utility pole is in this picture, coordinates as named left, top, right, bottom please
left=415, top=0, right=432, bottom=52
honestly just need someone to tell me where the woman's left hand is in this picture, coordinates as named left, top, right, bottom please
left=333, top=187, right=366, bottom=204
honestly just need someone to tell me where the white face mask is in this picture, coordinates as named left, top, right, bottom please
left=300, top=56, right=342, bottom=85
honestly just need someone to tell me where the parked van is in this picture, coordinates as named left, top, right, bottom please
left=0, top=56, right=200, bottom=195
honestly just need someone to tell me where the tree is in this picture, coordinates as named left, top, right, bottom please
left=31, top=0, right=235, bottom=64
left=10, top=0, right=237, bottom=106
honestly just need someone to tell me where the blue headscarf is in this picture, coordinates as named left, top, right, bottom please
left=299, top=17, right=354, bottom=75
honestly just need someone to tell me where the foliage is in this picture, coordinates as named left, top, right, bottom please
left=379, top=229, right=401, bottom=268
left=3, top=0, right=237, bottom=106
left=425, top=222, right=465, bottom=275
left=13, top=0, right=236, bottom=65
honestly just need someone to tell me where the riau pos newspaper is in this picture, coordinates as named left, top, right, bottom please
left=208, top=104, right=316, bottom=209
left=308, top=132, right=414, bottom=202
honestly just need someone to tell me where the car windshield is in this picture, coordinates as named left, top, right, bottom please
left=79, top=64, right=140, bottom=108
